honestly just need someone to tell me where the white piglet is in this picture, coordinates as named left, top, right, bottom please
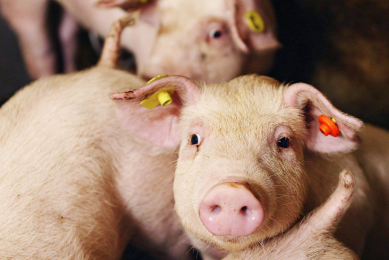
left=0, top=17, right=188, bottom=260
left=111, top=74, right=389, bottom=259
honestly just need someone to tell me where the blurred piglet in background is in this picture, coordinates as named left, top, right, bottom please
left=98, top=0, right=279, bottom=82
left=111, top=73, right=389, bottom=259
left=0, top=0, right=279, bottom=83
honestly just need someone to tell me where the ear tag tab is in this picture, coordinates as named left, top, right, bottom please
left=318, top=115, right=340, bottom=137
left=140, top=89, right=175, bottom=109
left=246, top=10, right=265, bottom=33
left=147, top=74, right=169, bottom=84
left=141, top=74, right=173, bottom=109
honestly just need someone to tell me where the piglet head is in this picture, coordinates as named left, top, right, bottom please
left=138, top=0, right=280, bottom=83
left=98, top=0, right=280, bottom=83
left=174, top=75, right=362, bottom=251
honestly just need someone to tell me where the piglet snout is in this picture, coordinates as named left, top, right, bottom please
left=199, top=183, right=264, bottom=237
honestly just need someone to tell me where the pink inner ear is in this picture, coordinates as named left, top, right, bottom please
left=114, top=98, right=182, bottom=147
left=284, top=83, right=364, bottom=153
left=111, top=75, right=200, bottom=147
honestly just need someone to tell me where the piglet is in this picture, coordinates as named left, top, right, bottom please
left=0, top=16, right=189, bottom=260
left=111, top=74, right=389, bottom=259
left=223, top=170, right=359, bottom=260
left=98, top=0, right=280, bottom=83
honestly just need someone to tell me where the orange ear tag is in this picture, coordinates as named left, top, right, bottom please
left=318, top=115, right=340, bottom=137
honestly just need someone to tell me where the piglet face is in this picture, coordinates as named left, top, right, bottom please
left=174, top=76, right=309, bottom=250
left=138, top=0, right=280, bottom=83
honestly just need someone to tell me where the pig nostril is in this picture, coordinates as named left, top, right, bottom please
left=211, top=205, right=221, bottom=214
left=240, top=206, right=249, bottom=215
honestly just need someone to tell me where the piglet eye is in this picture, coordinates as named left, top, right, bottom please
left=191, top=134, right=201, bottom=145
left=277, top=137, right=290, bottom=148
left=209, top=29, right=223, bottom=39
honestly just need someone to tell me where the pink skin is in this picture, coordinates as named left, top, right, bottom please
left=199, top=182, right=265, bottom=237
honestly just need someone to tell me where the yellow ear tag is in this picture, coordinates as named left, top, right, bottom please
left=140, top=89, right=175, bottom=109
left=140, top=0, right=149, bottom=4
left=246, top=10, right=265, bottom=33
left=141, top=74, right=172, bottom=109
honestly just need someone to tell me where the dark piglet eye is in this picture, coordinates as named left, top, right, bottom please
left=209, top=29, right=223, bottom=39
left=277, top=137, right=290, bottom=148
left=191, top=134, right=201, bottom=145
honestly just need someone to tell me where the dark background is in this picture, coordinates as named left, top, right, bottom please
left=0, top=13, right=31, bottom=105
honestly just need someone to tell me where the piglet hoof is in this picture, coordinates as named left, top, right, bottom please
left=339, top=170, right=355, bottom=195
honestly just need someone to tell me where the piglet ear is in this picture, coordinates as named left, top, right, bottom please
left=110, top=75, right=201, bottom=147
left=284, top=83, right=364, bottom=153
left=228, top=0, right=281, bottom=52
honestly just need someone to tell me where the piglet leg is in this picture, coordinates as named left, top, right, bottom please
left=304, top=169, right=355, bottom=233
left=58, top=10, right=78, bottom=74
left=224, top=169, right=359, bottom=260
left=0, top=0, right=56, bottom=79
